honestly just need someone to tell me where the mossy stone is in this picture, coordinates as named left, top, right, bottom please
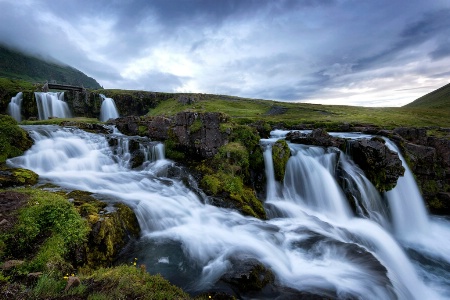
left=272, top=139, right=290, bottom=182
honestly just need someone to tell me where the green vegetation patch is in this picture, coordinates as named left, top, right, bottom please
left=0, top=188, right=90, bottom=274
left=404, top=83, right=450, bottom=110
left=198, top=124, right=266, bottom=219
left=272, top=140, right=291, bottom=182
left=85, top=265, right=189, bottom=299
left=0, top=114, right=33, bottom=162
left=147, top=92, right=450, bottom=129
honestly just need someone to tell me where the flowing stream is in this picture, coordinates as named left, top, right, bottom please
left=8, top=126, right=450, bottom=299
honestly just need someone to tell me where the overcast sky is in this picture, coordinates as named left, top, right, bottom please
left=1, top=0, right=450, bottom=106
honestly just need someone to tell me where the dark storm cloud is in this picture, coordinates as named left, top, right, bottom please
left=355, top=9, right=450, bottom=71
left=0, top=0, right=449, bottom=106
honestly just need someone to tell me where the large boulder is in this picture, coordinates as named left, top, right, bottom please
left=348, top=138, right=404, bottom=192
left=110, top=116, right=141, bottom=136
left=69, top=191, right=141, bottom=268
left=286, top=128, right=344, bottom=148
left=171, top=111, right=230, bottom=158
left=219, top=257, right=274, bottom=295
left=147, top=116, right=172, bottom=140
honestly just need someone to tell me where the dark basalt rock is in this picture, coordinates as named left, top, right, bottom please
left=172, top=111, right=230, bottom=158
left=109, top=116, right=141, bottom=136
left=348, top=138, right=405, bottom=192
left=220, top=257, right=275, bottom=293
left=391, top=127, right=450, bottom=214
left=286, top=128, right=345, bottom=148
left=147, top=116, right=171, bottom=140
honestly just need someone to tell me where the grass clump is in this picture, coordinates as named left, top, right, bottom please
left=84, top=265, right=189, bottom=299
left=20, top=117, right=100, bottom=125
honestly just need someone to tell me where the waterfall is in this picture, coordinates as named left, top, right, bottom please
left=383, top=139, right=429, bottom=238
left=34, top=92, right=72, bottom=120
left=7, top=125, right=450, bottom=299
left=384, top=138, right=450, bottom=283
left=7, top=92, right=23, bottom=122
left=99, top=94, right=119, bottom=122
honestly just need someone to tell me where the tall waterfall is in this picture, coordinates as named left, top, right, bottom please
left=99, top=94, right=119, bottom=122
left=7, top=92, right=23, bottom=122
left=34, top=92, right=72, bottom=120
left=7, top=126, right=450, bottom=299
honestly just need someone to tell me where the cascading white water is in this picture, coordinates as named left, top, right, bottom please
left=384, top=139, right=429, bottom=238
left=99, top=94, right=119, bottom=122
left=339, top=154, right=391, bottom=228
left=34, top=92, right=72, bottom=120
left=281, top=144, right=352, bottom=221
left=7, top=126, right=450, bottom=299
left=384, top=138, right=450, bottom=292
left=7, top=92, right=23, bottom=122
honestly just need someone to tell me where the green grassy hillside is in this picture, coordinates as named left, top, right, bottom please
left=0, top=44, right=101, bottom=89
left=404, top=83, right=450, bottom=110
left=145, top=92, right=450, bottom=129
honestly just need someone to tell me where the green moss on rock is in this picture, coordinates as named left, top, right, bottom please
left=0, top=165, right=38, bottom=187
left=0, top=114, right=33, bottom=162
left=84, top=202, right=140, bottom=268
left=272, top=140, right=290, bottom=182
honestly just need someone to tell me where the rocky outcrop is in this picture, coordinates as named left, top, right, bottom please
left=286, top=128, right=345, bottom=148
left=0, top=166, right=38, bottom=187
left=348, top=138, right=405, bottom=192
left=69, top=191, right=141, bottom=268
left=392, top=127, right=450, bottom=214
left=219, top=257, right=274, bottom=295
left=109, top=116, right=142, bottom=136
left=170, top=112, right=230, bottom=158
left=110, top=111, right=231, bottom=159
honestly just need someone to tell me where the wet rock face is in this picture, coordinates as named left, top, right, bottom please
left=348, top=138, right=405, bottom=192
left=392, top=127, right=450, bottom=214
left=110, top=116, right=141, bottom=136
left=219, top=257, right=275, bottom=294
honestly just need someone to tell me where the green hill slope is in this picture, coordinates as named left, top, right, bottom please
left=404, top=83, right=450, bottom=110
left=0, top=44, right=101, bottom=89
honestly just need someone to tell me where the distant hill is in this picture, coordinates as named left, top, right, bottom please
left=404, top=83, right=450, bottom=110
left=0, top=45, right=102, bottom=89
